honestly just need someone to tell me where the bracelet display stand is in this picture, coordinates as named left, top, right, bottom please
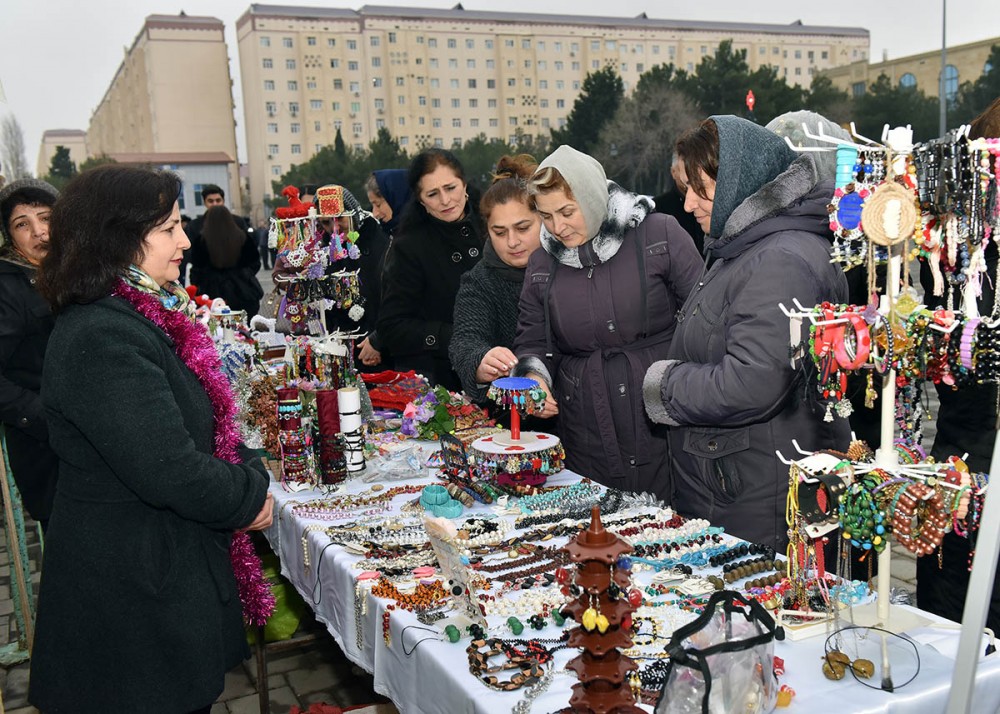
left=470, top=377, right=564, bottom=490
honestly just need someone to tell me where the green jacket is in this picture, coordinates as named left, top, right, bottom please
left=29, top=296, right=269, bottom=713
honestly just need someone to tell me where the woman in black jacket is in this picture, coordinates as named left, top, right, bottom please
left=0, top=178, right=59, bottom=529
left=377, top=149, right=483, bottom=390
left=189, top=205, right=263, bottom=316
left=450, top=154, right=541, bottom=403
left=29, top=166, right=272, bottom=713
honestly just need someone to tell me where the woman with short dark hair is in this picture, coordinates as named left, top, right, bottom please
left=30, top=165, right=274, bottom=714
left=377, top=148, right=483, bottom=389
left=0, top=178, right=59, bottom=528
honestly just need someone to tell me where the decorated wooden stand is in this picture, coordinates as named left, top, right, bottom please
left=560, top=506, right=642, bottom=714
left=470, top=377, right=565, bottom=490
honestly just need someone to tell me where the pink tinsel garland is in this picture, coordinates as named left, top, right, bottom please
left=113, top=279, right=275, bottom=626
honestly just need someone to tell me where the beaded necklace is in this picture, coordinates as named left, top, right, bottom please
left=290, top=484, right=424, bottom=520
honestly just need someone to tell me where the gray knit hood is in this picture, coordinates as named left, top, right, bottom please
left=0, top=178, right=59, bottom=246
left=709, top=116, right=799, bottom=242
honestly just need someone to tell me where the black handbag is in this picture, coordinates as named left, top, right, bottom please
left=654, top=591, right=783, bottom=714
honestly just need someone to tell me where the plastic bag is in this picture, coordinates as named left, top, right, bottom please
left=247, top=553, right=308, bottom=643
left=654, top=591, right=782, bottom=714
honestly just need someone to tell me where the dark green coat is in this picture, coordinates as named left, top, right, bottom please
left=29, top=296, right=269, bottom=713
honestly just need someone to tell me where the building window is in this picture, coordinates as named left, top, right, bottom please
left=488, top=99, right=497, bottom=108
left=606, top=40, right=616, bottom=51
left=265, top=101, right=276, bottom=114
left=388, top=32, right=396, bottom=43
left=822, top=50, right=829, bottom=60
left=445, top=38, right=455, bottom=49
left=509, top=117, right=517, bottom=126
left=286, top=59, right=296, bottom=70
left=943, top=64, right=959, bottom=100
left=556, top=80, right=564, bottom=90
left=310, top=99, right=322, bottom=110
left=466, top=39, right=474, bottom=49
left=283, top=37, right=293, bottom=48
left=370, top=36, right=380, bottom=47
left=287, top=80, right=298, bottom=91
left=398, top=95, right=406, bottom=104
left=985, top=59, right=994, bottom=74
left=432, top=98, right=441, bottom=108
left=808, top=50, right=815, bottom=61
left=272, top=165, right=282, bottom=175
left=668, top=47, right=676, bottom=59
left=334, top=120, right=342, bottom=130
left=417, top=76, right=424, bottom=84
left=376, top=119, right=385, bottom=129
left=653, top=45, right=660, bottom=55
left=306, top=80, right=316, bottom=90
left=419, top=96, right=427, bottom=106
left=416, top=36, right=424, bottom=44
left=525, top=77, right=533, bottom=87
left=398, top=116, right=405, bottom=124
left=432, top=118, right=441, bottom=128
left=542, top=118, right=550, bottom=128
left=327, top=38, right=335, bottom=48
left=353, top=122, right=363, bottom=134
left=348, top=61, right=359, bottom=71
left=332, top=101, right=340, bottom=110
left=349, top=81, right=360, bottom=92
left=267, top=123, right=278, bottom=133
left=263, top=58, right=273, bottom=69
left=794, top=49, right=802, bottom=59
left=395, top=76, right=405, bottom=86
left=773, top=47, right=780, bottom=55
left=267, top=144, right=278, bottom=155
left=852, top=81, right=866, bottom=98
left=418, top=116, right=425, bottom=125
left=487, top=79, right=496, bottom=89
left=333, top=79, right=343, bottom=90
left=506, top=97, right=515, bottom=106
left=400, top=136, right=409, bottom=146
left=538, top=60, right=547, bottom=70
left=520, top=39, right=529, bottom=49
left=540, top=98, right=549, bottom=108
left=434, top=138, right=443, bottom=147
left=314, top=121, right=321, bottom=130
left=467, top=59, right=476, bottom=69
left=449, top=59, right=458, bottom=69
left=469, top=98, right=478, bottom=108
left=468, top=78, right=477, bottom=89
left=555, top=61, right=563, bottom=71
left=260, top=36, right=271, bottom=47
left=291, top=123, right=301, bottom=133
left=485, top=39, right=494, bottom=49
left=591, top=40, right=600, bottom=51
left=374, top=98, right=385, bottom=109
left=572, top=80, right=580, bottom=90
left=555, top=41, right=562, bottom=52
left=556, top=99, right=565, bottom=108
left=539, top=79, right=548, bottom=89
left=291, top=144, right=301, bottom=155
left=507, top=78, right=516, bottom=87
left=489, top=118, right=498, bottom=127
left=592, top=60, right=599, bottom=69
left=451, top=98, right=460, bottom=108
left=486, top=59, right=495, bottom=69
left=428, top=38, right=437, bottom=48
left=470, top=118, right=479, bottom=127
left=429, top=58, right=439, bottom=69
left=621, top=63, right=628, bottom=72
left=372, top=57, right=381, bottom=68
left=351, top=101, right=361, bottom=113
left=347, top=40, right=357, bottom=50
left=453, top=118, right=461, bottom=127
left=264, top=80, right=275, bottom=91
left=330, top=59, right=339, bottom=68
left=795, top=67, right=801, bottom=76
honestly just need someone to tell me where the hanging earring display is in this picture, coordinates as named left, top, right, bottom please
left=470, top=377, right=564, bottom=490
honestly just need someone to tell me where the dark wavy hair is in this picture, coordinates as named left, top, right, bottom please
left=398, top=148, right=480, bottom=235
left=674, top=119, right=720, bottom=200
left=38, top=165, right=181, bottom=312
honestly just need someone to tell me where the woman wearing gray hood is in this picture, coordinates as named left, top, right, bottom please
left=643, top=116, right=849, bottom=549
left=513, top=145, right=702, bottom=499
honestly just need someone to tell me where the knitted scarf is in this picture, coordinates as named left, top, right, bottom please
left=114, top=267, right=275, bottom=625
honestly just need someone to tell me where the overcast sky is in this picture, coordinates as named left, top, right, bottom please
left=2, top=0, right=997, bottom=171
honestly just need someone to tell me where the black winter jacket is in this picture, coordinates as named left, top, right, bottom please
left=377, top=210, right=483, bottom=390
left=30, top=296, right=269, bottom=713
left=0, top=257, right=58, bottom=520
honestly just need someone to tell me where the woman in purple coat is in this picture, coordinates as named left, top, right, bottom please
left=513, top=145, right=702, bottom=498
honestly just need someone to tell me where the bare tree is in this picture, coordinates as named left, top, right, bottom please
left=1, top=114, right=31, bottom=180
left=593, top=87, right=700, bottom=196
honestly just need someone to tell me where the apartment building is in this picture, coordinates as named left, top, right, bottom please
left=88, top=13, right=241, bottom=211
left=237, top=4, right=869, bottom=215
left=823, top=35, right=998, bottom=101
left=36, top=129, right=88, bottom=179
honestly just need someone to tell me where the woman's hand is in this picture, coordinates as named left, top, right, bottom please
left=358, top=337, right=382, bottom=367
left=526, top=371, right=559, bottom=418
left=475, top=347, right=518, bottom=383
left=243, top=492, right=274, bottom=531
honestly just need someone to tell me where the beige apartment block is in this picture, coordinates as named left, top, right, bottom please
left=88, top=13, right=241, bottom=204
left=823, top=36, right=998, bottom=101
left=36, top=129, right=88, bottom=179
left=237, top=4, right=869, bottom=217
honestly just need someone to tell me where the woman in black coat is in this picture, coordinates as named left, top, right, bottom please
left=377, top=149, right=484, bottom=390
left=643, top=117, right=850, bottom=549
left=0, top=178, right=59, bottom=528
left=450, top=155, right=542, bottom=403
left=29, top=166, right=273, bottom=714
left=189, top=204, right=263, bottom=316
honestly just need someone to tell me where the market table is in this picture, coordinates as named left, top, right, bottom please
left=263, top=459, right=1000, bottom=714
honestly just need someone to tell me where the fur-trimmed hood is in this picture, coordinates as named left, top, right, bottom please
left=540, top=180, right=654, bottom=269
left=707, top=154, right=832, bottom=261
